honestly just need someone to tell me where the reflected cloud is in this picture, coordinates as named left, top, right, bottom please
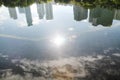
left=0, top=54, right=120, bottom=80
left=112, top=53, right=120, bottom=57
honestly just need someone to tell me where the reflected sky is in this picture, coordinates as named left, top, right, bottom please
left=0, top=3, right=120, bottom=59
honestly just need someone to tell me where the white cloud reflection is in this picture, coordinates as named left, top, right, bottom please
left=1, top=53, right=120, bottom=80
left=0, top=55, right=105, bottom=80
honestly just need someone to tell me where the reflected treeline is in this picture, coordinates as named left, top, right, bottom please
left=7, top=4, right=120, bottom=26
left=55, top=0, right=120, bottom=9
left=0, top=0, right=120, bottom=9
left=0, top=0, right=52, bottom=7
left=89, top=6, right=115, bottom=26
left=74, top=6, right=120, bottom=26
left=73, top=5, right=88, bottom=21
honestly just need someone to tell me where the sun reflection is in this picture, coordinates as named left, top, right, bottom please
left=51, top=35, right=66, bottom=46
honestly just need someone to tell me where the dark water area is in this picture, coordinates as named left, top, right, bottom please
left=0, top=0, right=120, bottom=80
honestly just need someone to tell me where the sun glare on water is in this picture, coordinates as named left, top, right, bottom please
left=51, top=35, right=66, bottom=46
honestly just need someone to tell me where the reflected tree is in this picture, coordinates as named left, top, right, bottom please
left=1, top=0, right=34, bottom=7
left=2, top=0, right=20, bottom=7
left=0, top=0, right=2, bottom=6
left=36, top=0, right=52, bottom=4
left=0, top=0, right=119, bottom=9
left=18, top=0, right=34, bottom=7
left=112, top=0, right=120, bottom=4
left=54, top=0, right=71, bottom=4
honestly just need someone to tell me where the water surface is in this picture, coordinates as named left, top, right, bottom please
left=0, top=1, right=120, bottom=80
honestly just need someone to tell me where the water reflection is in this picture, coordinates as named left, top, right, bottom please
left=5, top=4, right=120, bottom=26
left=114, top=9, right=120, bottom=20
left=7, top=2, right=53, bottom=26
left=89, top=6, right=115, bottom=26
left=36, top=3, right=45, bottom=19
left=0, top=1, right=120, bottom=80
left=51, top=34, right=66, bottom=47
left=37, top=2, right=53, bottom=20
left=0, top=3, right=120, bottom=59
left=0, top=54, right=120, bottom=80
left=45, top=3, right=53, bottom=20
left=8, top=8, right=17, bottom=19
left=8, top=6, right=33, bottom=26
left=25, top=6, right=33, bottom=26
left=73, top=5, right=88, bottom=21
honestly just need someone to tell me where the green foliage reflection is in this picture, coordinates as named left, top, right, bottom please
left=0, top=0, right=120, bottom=8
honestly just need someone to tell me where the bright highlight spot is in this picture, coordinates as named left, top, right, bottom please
left=51, top=35, right=66, bottom=46
left=68, top=27, right=74, bottom=31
